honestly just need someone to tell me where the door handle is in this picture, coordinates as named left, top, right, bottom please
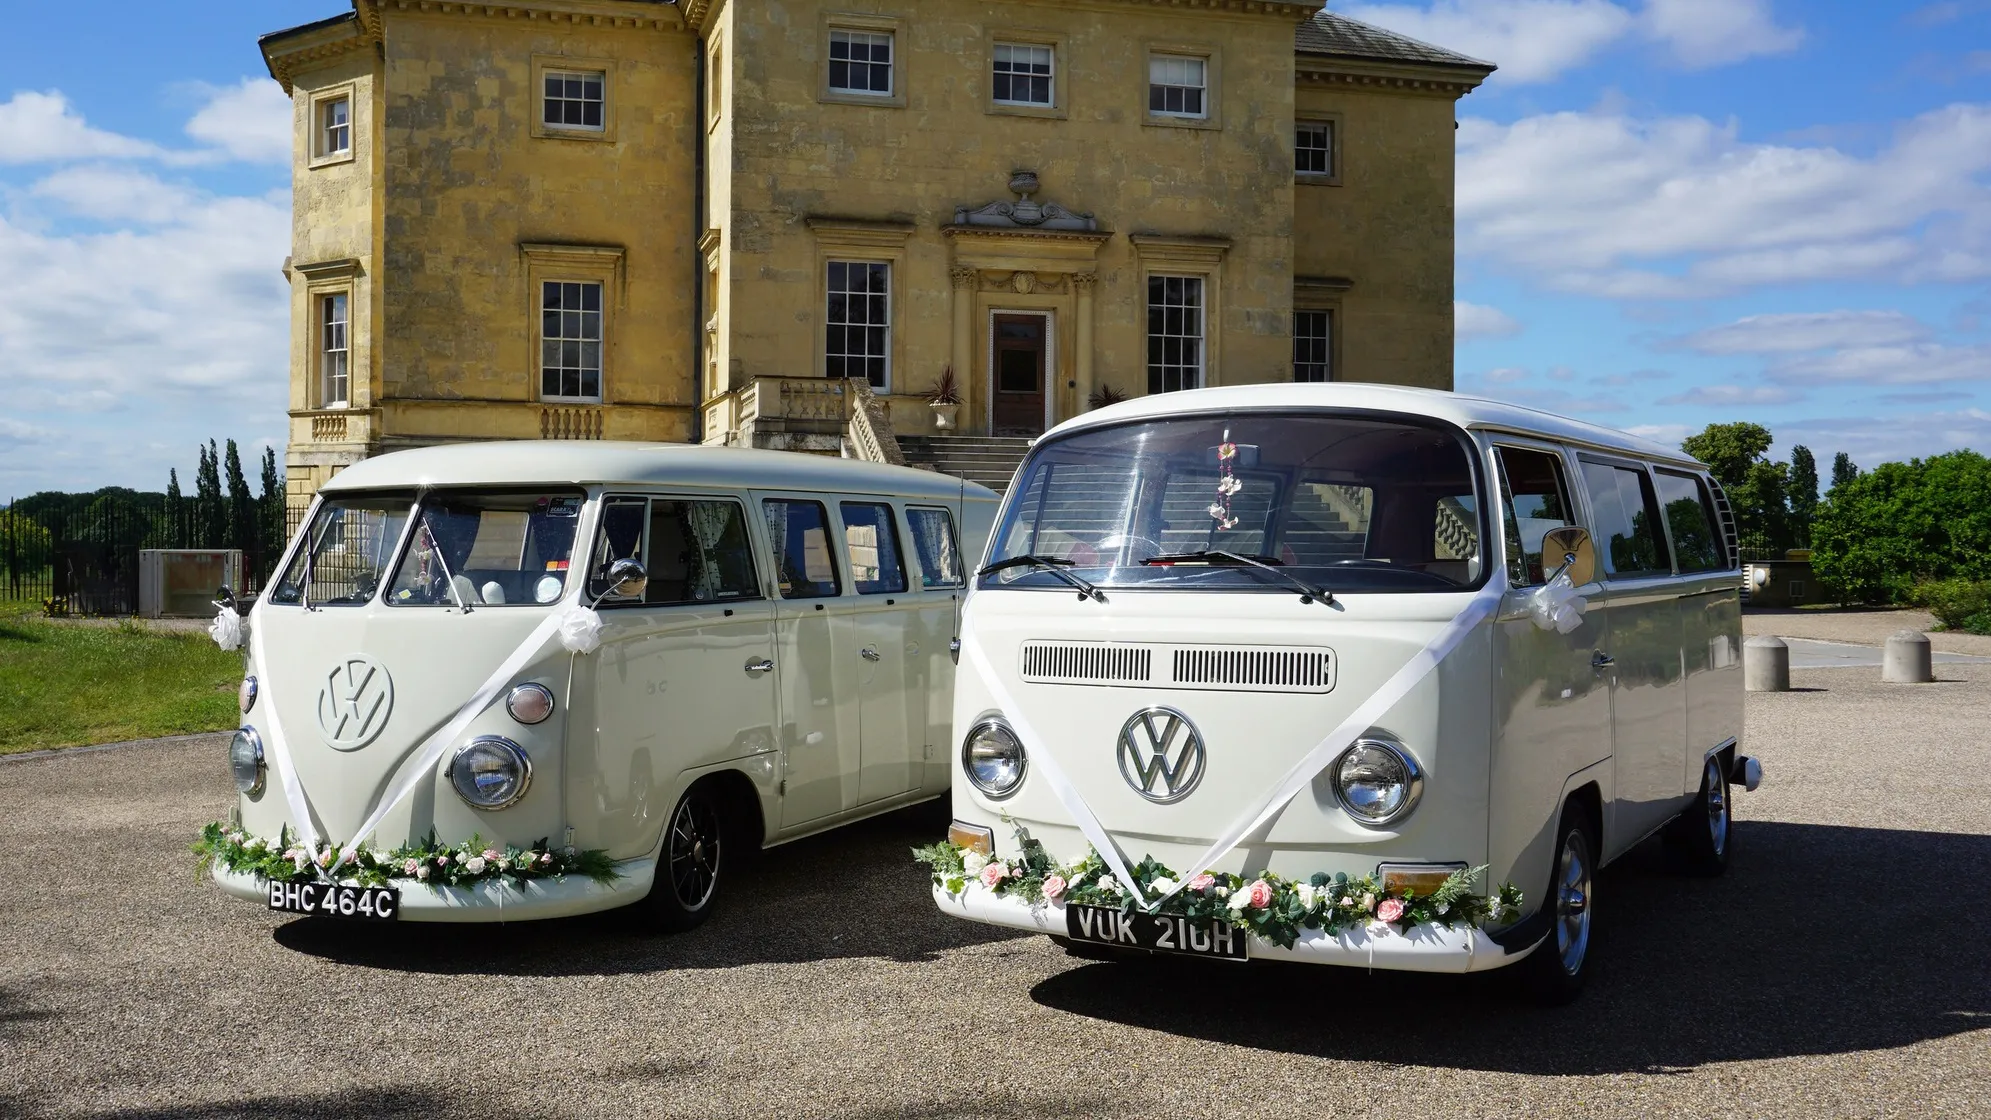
left=859, top=646, right=882, bottom=662
left=1591, top=651, right=1616, bottom=670
left=744, top=657, right=775, bottom=676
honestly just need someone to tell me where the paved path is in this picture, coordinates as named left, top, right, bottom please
left=4, top=669, right=1990, bottom=1118
left=1785, top=637, right=1991, bottom=670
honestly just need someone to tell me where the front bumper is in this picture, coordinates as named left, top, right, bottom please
left=213, top=859, right=656, bottom=923
left=934, top=883, right=1535, bottom=974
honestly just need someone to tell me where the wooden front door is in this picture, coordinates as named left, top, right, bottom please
left=991, top=315, right=1048, bottom=437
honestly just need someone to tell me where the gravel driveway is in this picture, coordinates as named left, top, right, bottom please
left=4, top=630, right=1988, bottom=1118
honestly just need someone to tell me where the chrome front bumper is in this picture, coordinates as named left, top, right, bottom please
left=213, top=859, right=656, bottom=923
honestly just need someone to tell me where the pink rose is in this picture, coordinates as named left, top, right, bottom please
left=1188, top=873, right=1215, bottom=893
left=1377, top=898, right=1406, bottom=923
left=1245, top=879, right=1274, bottom=910
left=436, top=856, right=451, bottom=867
left=978, top=862, right=1009, bottom=889
left=1042, top=875, right=1067, bottom=902
left=482, top=848, right=501, bottom=862
left=401, top=858, right=420, bottom=876
left=538, top=852, right=555, bottom=867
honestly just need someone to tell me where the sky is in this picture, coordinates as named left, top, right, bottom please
left=1, top=0, right=1988, bottom=497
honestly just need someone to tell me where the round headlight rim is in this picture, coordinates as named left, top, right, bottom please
left=230, top=726, right=266, bottom=797
left=504, top=682, right=556, bottom=725
left=238, top=675, right=258, bottom=715
left=960, top=716, right=1027, bottom=801
left=447, top=735, right=534, bottom=811
left=1330, top=737, right=1425, bottom=827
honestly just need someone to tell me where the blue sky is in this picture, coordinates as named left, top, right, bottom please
left=1, top=0, right=1988, bottom=497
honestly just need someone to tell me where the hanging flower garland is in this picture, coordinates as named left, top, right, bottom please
left=194, top=822, right=619, bottom=890
left=915, top=828, right=1523, bottom=950
left=1207, top=438, right=1242, bottom=530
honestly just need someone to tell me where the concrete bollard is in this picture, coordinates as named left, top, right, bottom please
left=1883, top=630, right=1934, bottom=683
left=1745, top=636, right=1790, bottom=692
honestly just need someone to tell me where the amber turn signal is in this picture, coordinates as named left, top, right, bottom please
left=1378, top=862, right=1470, bottom=897
left=948, top=820, right=995, bottom=856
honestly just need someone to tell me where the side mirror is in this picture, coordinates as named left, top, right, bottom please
left=604, top=558, right=649, bottom=601
left=1541, top=527, right=1597, bottom=586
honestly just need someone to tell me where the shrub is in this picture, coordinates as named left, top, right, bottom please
left=1911, top=579, right=1991, bottom=634
left=1812, top=451, right=1991, bottom=604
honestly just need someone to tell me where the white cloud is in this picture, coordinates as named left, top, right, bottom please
left=1625, top=422, right=1693, bottom=446
left=1778, top=409, right=1991, bottom=464
left=1657, top=383, right=1804, bottom=406
left=0, top=417, right=53, bottom=448
left=1339, top=0, right=1799, bottom=84
left=1677, top=311, right=1934, bottom=354
left=29, top=165, right=202, bottom=224
left=1457, top=103, right=1991, bottom=295
left=1767, top=343, right=1991, bottom=385
left=1456, top=299, right=1521, bottom=339
left=0, top=91, right=162, bottom=164
left=1639, top=0, right=1803, bottom=69
left=1482, top=365, right=1529, bottom=382
left=184, top=79, right=292, bottom=165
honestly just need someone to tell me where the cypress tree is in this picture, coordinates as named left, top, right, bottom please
left=164, top=468, right=185, bottom=545
left=196, top=440, right=224, bottom=548
left=259, top=447, right=282, bottom=574
left=224, top=439, right=251, bottom=557
left=1788, top=445, right=1819, bottom=549
left=1830, top=452, right=1860, bottom=494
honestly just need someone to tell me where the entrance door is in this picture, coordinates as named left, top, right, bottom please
left=992, top=314, right=1048, bottom=437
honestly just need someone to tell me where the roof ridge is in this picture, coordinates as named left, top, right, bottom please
left=1298, top=7, right=1496, bottom=71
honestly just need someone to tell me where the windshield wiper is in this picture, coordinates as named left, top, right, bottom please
left=978, top=555, right=1105, bottom=602
left=1141, top=550, right=1333, bottom=606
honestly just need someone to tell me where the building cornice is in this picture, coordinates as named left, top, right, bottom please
left=942, top=225, right=1115, bottom=246
left=684, top=0, right=1313, bottom=35
left=361, top=0, right=685, bottom=35
left=261, top=14, right=373, bottom=94
left=1296, top=57, right=1492, bottom=99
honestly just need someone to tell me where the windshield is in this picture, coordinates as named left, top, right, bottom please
left=387, top=491, right=584, bottom=607
left=985, top=411, right=1486, bottom=594
left=270, top=496, right=413, bottom=607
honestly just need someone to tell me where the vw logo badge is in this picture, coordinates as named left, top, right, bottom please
left=316, top=655, right=394, bottom=751
left=1116, top=707, right=1206, bottom=804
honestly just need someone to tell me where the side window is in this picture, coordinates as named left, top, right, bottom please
left=1580, top=462, right=1671, bottom=577
left=644, top=500, right=763, bottom=604
left=588, top=497, right=649, bottom=603
left=1654, top=470, right=1724, bottom=573
left=1497, top=448, right=1577, bottom=586
left=762, top=499, right=841, bottom=599
left=907, top=507, right=964, bottom=589
left=841, top=502, right=908, bottom=595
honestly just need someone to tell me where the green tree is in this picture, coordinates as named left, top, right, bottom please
left=195, top=440, right=224, bottom=548
left=258, top=447, right=284, bottom=574
left=224, top=438, right=252, bottom=556
left=1830, top=451, right=1860, bottom=493
left=1788, top=445, right=1818, bottom=549
left=1812, top=450, right=1991, bottom=603
left=163, top=469, right=185, bottom=546
left=1681, top=422, right=1772, bottom=490
left=1682, top=422, right=1794, bottom=556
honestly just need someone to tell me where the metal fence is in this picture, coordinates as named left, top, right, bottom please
left=1, top=497, right=291, bottom=615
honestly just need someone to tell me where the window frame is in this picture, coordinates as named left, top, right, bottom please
left=1145, top=273, right=1208, bottom=395
left=1295, top=115, right=1341, bottom=186
left=823, top=259, right=894, bottom=392
left=905, top=506, right=965, bottom=590
left=821, top=15, right=906, bottom=108
left=319, top=291, right=351, bottom=409
left=1577, top=455, right=1674, bottom=580
left=1292, top=308, right=1333, bottom=383
left=306, top=85, right=357, bottom=169
left=530, top=55, right=617, bottom=142
left=522, top=243, right=624, bottom=406
left=839, top=501, right=910, bottom=596
left=1652, top=467, right=1729, bottom=574
left=1144, top=44, right=1220, bottom=130
left=762, top=498, right=844, bottom=601
left=537, top=279, right=607, bottom=404
left=1494, top=442, right=1582, bottom=588
left=587, top=494, right=767, bottom=609
left=987, top=31, right=1067, bottom=119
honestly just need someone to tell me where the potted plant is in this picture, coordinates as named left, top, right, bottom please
left=1087, top=383, right=1128, bottom=411
left=929, top=366, right=962, bottom=430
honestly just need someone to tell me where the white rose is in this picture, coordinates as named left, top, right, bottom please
left=1150, top=877, right=1178, bottom=896
left=1436, top=902, right=1450, bottom=916
left=1361, top=892, right=1376, bottom=912
left=465, top=856, right=488, bottom=874
left=961, top=851, right=989, bottom=876
left=1214, top=886, right=1230, bottom=899
left=1227, top=892, right=1247, bottom=913
left=1101, top=878, right=1120, bottom=895
left=1296, top=883, right=1317, bottom=909
left=416, top=865, right=431, bottom=881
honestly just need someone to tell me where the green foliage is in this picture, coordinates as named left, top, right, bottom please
left=1788, top=445, right=1819, bottom=547
left=0, top=604, right=240, bottom=753
left=1812, top=451, right=1991, bottom=604
left=1830, top=451, right=1860, bottom=493
left=195, top=822, right=621, bottom=888
left=1682, top=422, right=1773, bottom=490
left=1909, top=579, right=1991, bottom=634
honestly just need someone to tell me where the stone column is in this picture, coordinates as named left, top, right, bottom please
left=1073, top=272, right=1097, bottom=415
left=950, top=267, right=977, bottom=434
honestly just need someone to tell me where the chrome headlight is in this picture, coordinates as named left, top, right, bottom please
left=962, top=717, right=1026, bottom=799
left=448, top=736, right=532, bottom=810
left=1331, top=738, right=1423, bottom=826
left=505, top=683, right=555, bottom=725
left=238, top=675, right=258, bottom=714
left=230, top=727, right=265, bottom=796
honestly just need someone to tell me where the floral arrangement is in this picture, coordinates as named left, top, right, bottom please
left=915, top=827, right=1523, bottom=950
left=1208, top=438, right=1243, bottom=530
left=194, top=822, right=619, bottom=890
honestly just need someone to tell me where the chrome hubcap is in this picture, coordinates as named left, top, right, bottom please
left=1554, top=828, right=1593, bottom=976
left=668, top=794, right=721, bottom=910
left=1706, top=759, right=1729, bottom=856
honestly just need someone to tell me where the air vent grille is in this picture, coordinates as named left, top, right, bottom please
left=1020, top=643, right=1152, bottom=685
left=1171, top=647, right=1335, bottom=692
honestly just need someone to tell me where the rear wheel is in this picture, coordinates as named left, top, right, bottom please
left=1516, top=805, right=1597, bottom=1006
left=633, top=783, right=726, bottom=933
left=1667, top=756, right=1732, bottom=877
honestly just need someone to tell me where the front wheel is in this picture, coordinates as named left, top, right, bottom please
left=1515, top=806, right=1597, bottom=1006
left=632, top=784, right=727, bottom=933
left=1667, top=756, right=1732, bottom=877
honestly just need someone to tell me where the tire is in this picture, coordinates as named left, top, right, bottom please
left=632, top=783, right=727, bottom=934
left=1667, top=755, right=1732, bottom=878
left=1515, top=804, right=1598, bottom=1006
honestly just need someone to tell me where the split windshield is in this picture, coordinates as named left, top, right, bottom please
left=985, top=411, right=1486, bottom=594
left=269, top=490, right=585, bottom=608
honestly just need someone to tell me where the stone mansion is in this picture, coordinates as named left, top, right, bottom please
left=261, top=0, right=1492, bottom=509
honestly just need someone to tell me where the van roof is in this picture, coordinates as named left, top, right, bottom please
left=317, top=441, right=1003, bottom=502
left=1052, top=384, right=1707, bottom=470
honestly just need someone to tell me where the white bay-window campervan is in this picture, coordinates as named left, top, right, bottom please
left=926, top=384, right=1755, bottom=1002
left=205, top=444, right=995, bottom=930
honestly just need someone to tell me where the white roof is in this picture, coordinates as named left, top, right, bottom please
left=319, top=441, right=1002, bottom=502
left=1050, top=383, right=1704, bottom=469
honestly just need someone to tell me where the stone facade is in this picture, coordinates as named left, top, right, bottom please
left=262, top=0, right=1492, bottom=511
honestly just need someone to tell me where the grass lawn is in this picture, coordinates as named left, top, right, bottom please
left=0, top=600, right=241, bottom=754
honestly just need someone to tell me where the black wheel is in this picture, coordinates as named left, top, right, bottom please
left=1516, top=804, right=1597, bottom=1006
left=634, top=783, right=727, bottom=933
left=1667, top=756, right=1732, bottom=877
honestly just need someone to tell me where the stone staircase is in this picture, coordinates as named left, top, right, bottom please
left=897, top=435, right=1034, bottom=495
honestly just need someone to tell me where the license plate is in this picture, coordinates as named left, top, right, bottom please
left=1064, top=903, right=1247, bottom=961
left=266, top=880, right=400, bottom=921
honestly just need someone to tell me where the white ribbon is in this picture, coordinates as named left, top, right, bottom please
left=209, top=604, right=244, bottom=651
left=1526, top=571, right=1587, bottom=635
left=246, top=596, right=322, bottom=852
